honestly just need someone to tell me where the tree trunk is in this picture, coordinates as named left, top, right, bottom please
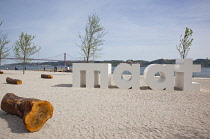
left=41, top=74, right=53, bottom=79
left=0, top=58, right=2, bottom=70
left=0, top=56, right=2, bottom=72
left=86, top=57, right=89, bottom=63
left=1, top=93, right=54, bottom=132
left=0, top=59, right=2, bottom=73
left=183, top=49, right=186, bottom=59
left=6, top=77, right=22, bottom=85
left=23, top=61, right=26, bottom=74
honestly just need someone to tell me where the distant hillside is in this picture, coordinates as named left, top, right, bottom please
left=92, top=59, right=209, bottom=67
left=193, top=59, right=210, bottom=67
left=6, top=59, right=210, bottom=67
left=142, top=59, right=209, bottom=67
left=143, top=59, right=175, bottom=67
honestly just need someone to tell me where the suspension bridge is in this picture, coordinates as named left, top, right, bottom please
left=1, top=53, right=84, bottom=66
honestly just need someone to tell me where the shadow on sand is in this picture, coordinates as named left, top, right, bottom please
left=52, top=84, right=73, bottom=87
left=0, top=110, right=28, bottom=133
left=51, top=84, right=182, bottom=91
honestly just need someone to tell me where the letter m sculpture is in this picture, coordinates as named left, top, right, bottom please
left=73, top=63, right=112, bottom=89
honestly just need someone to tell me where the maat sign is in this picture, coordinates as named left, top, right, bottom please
left=72, top=59, right=201, bottom=91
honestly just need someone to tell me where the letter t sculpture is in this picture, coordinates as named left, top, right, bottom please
left=174, top=59, right=201, bottom=91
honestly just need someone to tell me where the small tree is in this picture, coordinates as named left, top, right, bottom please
left=13, top=32, right=40, bottom=74
left=0, top=21, right=10, bottom=70
left=176, top=27, right=194, bottom=59
left=77, top=14, right=107, bottom=63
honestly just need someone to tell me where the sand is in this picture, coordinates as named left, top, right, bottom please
left=0, top=70, right=210, bottom=139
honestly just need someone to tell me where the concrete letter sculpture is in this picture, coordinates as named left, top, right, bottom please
left=73, top=63, right=112, bottom=88
left=144, top=64, right=174, bottom=90
left=72, top=59, right=201, bottom=91
left=174, top=59, right=201, bottom=91
left=113, top=64, right=140, bottom=89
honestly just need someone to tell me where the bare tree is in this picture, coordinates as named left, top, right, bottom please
left=77, top=14, right=107, bottom=63
left=176, top=27, right=194, bottom=59
left=13, top=32, right=41, bottom=74
left=0, top=21, right=10, bottom=70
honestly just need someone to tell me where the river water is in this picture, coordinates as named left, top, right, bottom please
left=1, top=65, right=210, bottom=78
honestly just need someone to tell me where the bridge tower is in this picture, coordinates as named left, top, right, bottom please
left=64, top=53, right=66, bottom=66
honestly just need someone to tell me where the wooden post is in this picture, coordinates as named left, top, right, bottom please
left=6, top=77, right=22, bottom=85
left=1, top=93, right=54, bottom=132
left=41, top=74, right=53, bottom=79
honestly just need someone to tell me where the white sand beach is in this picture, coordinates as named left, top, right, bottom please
left=0, top=70, right=210, bottom=138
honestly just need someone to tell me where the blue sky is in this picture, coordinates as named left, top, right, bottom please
left=0, top=0, right=210, bottom=63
